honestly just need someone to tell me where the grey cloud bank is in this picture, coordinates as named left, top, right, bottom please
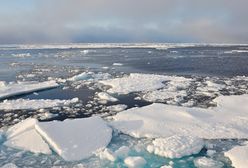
left=0, top=0, right=248, bottom=44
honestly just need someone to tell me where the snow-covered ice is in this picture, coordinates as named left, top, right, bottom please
left=5, top=128, right=52, bottom=154
left=0, top=98, right=79, bottom=110
left=0, top=80, right=59, bottom=99
left=4, top=118, right=51, bottom=154
left=124, top=156, right=146, bottom=168
left=35, top=116, right=112, bottom=161
left=111, top=95, right=248, bottom=139
left=100, top=73, right=190, bottom=94
left=224, top=144, right=248, bottom=168
left=146, top=135, right=204, bottom=158
left=194, top=157, right=224, bottom=168
left=4, top=117, right=112, bottom=161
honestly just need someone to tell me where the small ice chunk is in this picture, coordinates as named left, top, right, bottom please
left=114, top=146, right=130, bottom=159
left=206, top=150, right=216, bottom=156
left=0, top=80, right=59, bottom=99
left=194, top=157, right=224, bottom=168
left=97, top=148, right=116, bottom=162
left=124, top=156, right=146, bottom=168
left=113, top=63, right=123, bottom=66
left=147, top=135, right=204, bottom=158
left=35, top=116, right=112, bottom=161
left=224, top=144, right=248, bottom=168
left=97, top=92, right=118, bottom=102
left=107, top=104, right=127, bottom=112
left=68, top=72, right=90, bottom=81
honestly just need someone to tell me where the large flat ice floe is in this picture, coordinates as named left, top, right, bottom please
left=0, top=80, right=59, bottom=100
left=111, top=95, right=248, bottom=139
left=100, top=73, right=191, bottom=94
left=224, top=144, right=248, bottom=168
left=0, top=98, right=79, bottom=110
left=4, top=117, right=112, bottom=161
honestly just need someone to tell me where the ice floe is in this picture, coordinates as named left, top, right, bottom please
left=100, top=73, right=190, bottom=94
left=68, top=72, right=111, bottom=82
left=146, top=135, right=204, bottom=158
left=107, top=104, right=128, bottom=113
left=4, top=118, right=51, bottom=154
left=124, top=156, right=146, bottom=168
left=97, top=92, right=118, bottom=102
left=194, top=157, right=224, bottom=168
left=111, top=95, right=248, bottom=139
left=4, top=117, right=112, bottom=161
left=224, top=144, right=248, bottom=168
left=0, top=98, right=79, bottom=110
left=0, top=80, right=59, bottom=100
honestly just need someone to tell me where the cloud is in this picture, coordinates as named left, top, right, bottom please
left=0, top=0, right=248, bottom=43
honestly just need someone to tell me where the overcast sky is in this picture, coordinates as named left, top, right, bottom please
left=0, top=0, right=248, bottom=44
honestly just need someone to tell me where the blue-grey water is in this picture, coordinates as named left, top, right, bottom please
left=0, top=44, right=247, bottom=167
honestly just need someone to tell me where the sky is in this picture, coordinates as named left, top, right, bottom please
left=0, top=0, right=248, bottom=44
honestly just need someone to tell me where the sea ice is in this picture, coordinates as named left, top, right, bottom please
left=68, top=72, right=111, bottom=82
left=107, top=104, right=128, bottom=112
left=100, top=73, right=190, bottom=94
left=97, top=92, right=118, bottom=102
left=4, top=118, right=51, bottom=154
left=224, top=144, right=248, bottom=168
left=111, top=95, right=248, bottom=139
left=0, top=98, right=79, bottom=110
left=4, top=117, right=112, bottom=161
left=194, top=157, right=224, bottom=168
left=124, top=156, right=146, bottom=168
left=146, top=135, right=204, bottom=158
left=35, top=116, right=112, bottom=161
left=4, top=128, right=51, bottom=154
left=113, top=63, right=123, bottom=66
left=0, top=80, right=59, bottom=99
left=114, top=146, right=130, bottom=159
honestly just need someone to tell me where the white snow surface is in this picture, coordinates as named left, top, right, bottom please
left=124, top=156, right=147, bottom=168
left=0, top=98, right=79, bottom=110
left=35, top=117, right=112, bottom=161
left=4, top=118, right=51, bottom=154
left=194, top=157, right=224, bottom=168
left=111, top=95, right=248, bottom=139
left=100, top=73, right=190, bottom=94
left=5, top=128, right=52, bottom=154
left=0, top=80, right=59, bottom=99
left=4, top=117, right=112, bottom=161
left=146, top=135, right=204, bottom=158
left=224, top=144, right=248, bottom=168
